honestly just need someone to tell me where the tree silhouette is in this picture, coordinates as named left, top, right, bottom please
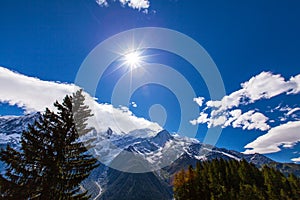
left=0, top=90, right=99, bottom=199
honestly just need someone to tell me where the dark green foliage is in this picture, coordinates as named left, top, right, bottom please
left=173, top=159, right=300, bottom=200
left=0, top=90, right=99, bottom=199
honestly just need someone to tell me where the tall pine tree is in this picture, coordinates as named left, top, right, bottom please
left=0, top=89, right=99, bottom=199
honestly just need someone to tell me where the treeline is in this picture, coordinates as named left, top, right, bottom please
left=173, top=159, right=300, bottom=200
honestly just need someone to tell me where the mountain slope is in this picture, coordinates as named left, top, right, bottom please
left=1, top=113, right=300, bottom=200
left=0, top=113, right=40, bottom=148
left=100, top=168, right=172, bottom=200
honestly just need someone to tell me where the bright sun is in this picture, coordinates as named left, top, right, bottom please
left=123, top=51, right=143, bottom=69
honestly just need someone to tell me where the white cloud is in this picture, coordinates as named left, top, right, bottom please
left=287, top=107, right=300, bottom=116
left=191, top=107, right=269, bottom=131
left=211, top=72, right=297, bottom=115
left=241, top=72, right=292, bottom=103
left=89, top=102, right=161, bottom=134
left=123, top=0, right=150, bottom=10
left=209, top=115, right=227, bottom=128
left=224, top=109, right=242, bottom=127
left=0, top=66, right=161, bottom=134
left=232, top=110, right=270, bottom=131
left=291, top=157, right=300, bottom=162
left=279, top=105, right=292, bottom=112
left=190, top=112, right=208, bottom=125
left=96, top=0, right=150, bottom=11
left=0, top=67, right=78, bottom=112
left=288, top=74, right=300, bottom=94
left=206, top=90, right=243, bottom=114
left=131, top=101, right=137, bottom=108
left=95, top=0, right=108, bottom=7
left=193, top=97, right=205, bottom=107
left=191, top=71, right=300, bottom=131
left=282, top=144, right=294, bottom=148
left=244, top=121, right=300, bottom=154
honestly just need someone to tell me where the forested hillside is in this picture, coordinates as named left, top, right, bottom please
left=173, top=159, right=300, bottom=200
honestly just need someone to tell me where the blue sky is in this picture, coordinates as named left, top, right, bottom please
left=0, top=0, right=300, bottom=163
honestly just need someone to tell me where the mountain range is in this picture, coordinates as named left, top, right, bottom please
left=0, top=113, right=300, bottom=200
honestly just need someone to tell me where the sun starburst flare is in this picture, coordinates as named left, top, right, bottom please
left=123, top=51, right=144, bottom=69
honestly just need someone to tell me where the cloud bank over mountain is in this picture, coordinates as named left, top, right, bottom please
left=2, top=66, right=300, bottom=161
left=0, top=66, right=161, bottom=134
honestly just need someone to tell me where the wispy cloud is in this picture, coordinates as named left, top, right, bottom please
left=96, top=0, right=150, bottom=12
left=0, top=66, right=161, bottom=134
left=287, top=107, right=300, bottom=116
left=291, top=157, right=300, bottom=162
left=244, top=121, right=300, bottom=154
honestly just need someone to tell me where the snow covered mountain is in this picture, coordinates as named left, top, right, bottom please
left=0, top=113, right=299, bottom=199
left=0, top=113, right=266, bottom=166
left=0, top=113, right=40, bottom=148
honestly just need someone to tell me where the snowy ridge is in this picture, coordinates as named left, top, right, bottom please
left=0, top=113, right=276, bottom=173
left=0, top=112, right=40, bottom=146
left=0, top=112, right=291, bottom=199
